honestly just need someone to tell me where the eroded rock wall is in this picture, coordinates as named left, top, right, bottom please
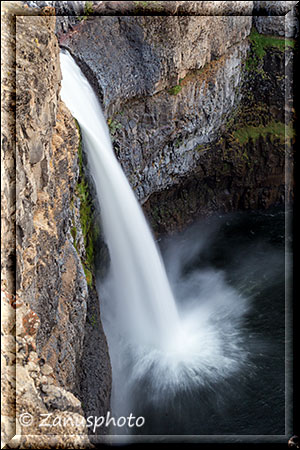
left=61, top=14, right=252, bottom=203
left=143, top=36, right=294, bottom=233
left=1, top=2, right=296, bottom=447
left=59, top=7, right=295, bottom=233
left=2, top=7, right=111, bottom=448
left=24, top=1, right=254, bottom=17
left=253, top=1, right=298, bottom=38
left=1, top=3, right=20, bottom=445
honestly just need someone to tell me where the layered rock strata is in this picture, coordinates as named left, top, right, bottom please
left=2, top=6, right=111, bottom=448
left=143, top=32, right=294, bottom=232
left=1, top=2, right=296, bottom=448
left=61, top=11, right=295, bottom=234
left=61, top=15, right=253, bottom=203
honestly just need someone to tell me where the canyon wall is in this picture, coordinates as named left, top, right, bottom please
left=61, top=15, right=252, bottom=205
left=2, top=5, right=111, bottom=448
left=143, top=27, right=295, bottom=232
left=60, top=3, right=295, bottom=233
left=1, top=1, right=297, bottom=448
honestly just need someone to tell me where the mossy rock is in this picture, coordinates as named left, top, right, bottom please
left=72, top=118, right=99, bottom=287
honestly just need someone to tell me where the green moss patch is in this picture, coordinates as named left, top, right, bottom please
left=168, top=84, right=182, bottom=96
left=73, top=119, right=97, bottom=287
left=84, top=1, right=94, bottom=15
left=233, top=121, right=294, bottom=145
left=245, top=27, right=295, bottom=76
left=246, top=28, right=295, bottom=73
left=107, top=118, right=123, bottom=140
left=134, top=1, right=163, bottom=11
left=249, top=28, right=295, bottom=59
left=78, top=1, right=94, bottom=20
left=90, top=312, right=97, bottom=328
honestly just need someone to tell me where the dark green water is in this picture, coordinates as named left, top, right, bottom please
left=130, top=206, right=288, bottom=436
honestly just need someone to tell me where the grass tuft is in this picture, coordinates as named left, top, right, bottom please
left=168, top=85, right=182, bottom=96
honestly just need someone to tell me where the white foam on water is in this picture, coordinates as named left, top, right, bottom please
left=60, top=51, right=251, bottom=428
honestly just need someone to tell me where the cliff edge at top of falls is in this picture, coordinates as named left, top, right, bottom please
left=1, top=1, right=297, bottom=448
left=24, top=1, right=298, bottom=37
left=2, top=5, right=111, bottom=448
left=60, top=5, right=296, bottom=225
left=60, top=14, right=253, bottom=115
left=61, top=14, right=253, bottom=202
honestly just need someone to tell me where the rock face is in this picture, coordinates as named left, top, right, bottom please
left=62, top=15, right=252, bottom=111
left=61, top=15, right=252, bottom=203
left=23, top=1, right=86, bottom=33
left=253, top=1, right=298, bottom=38
left=253, top=1, right=298, bottom=15
left=60, top=9, right=294, bottom=234
left=143, top=34, right=294, bottom=232
left=2, top=6, right=111, bottom=448
left=1, top=2, right=296, bottom=448
left=24, top=0, right=255, bottom=17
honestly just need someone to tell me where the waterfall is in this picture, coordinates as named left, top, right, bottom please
left=60, top=50, right=181, bottom=350
left=60, top=51, right=252, bottom=431
left=57, top=48, right=287, bottom=439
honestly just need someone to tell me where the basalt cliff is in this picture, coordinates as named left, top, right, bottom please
left=1, top=1, right=297, bottom=448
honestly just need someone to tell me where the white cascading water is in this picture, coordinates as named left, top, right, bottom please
left=60, top=50, right=182, bottom=351
left=60, top=51, right=250, bottom=426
